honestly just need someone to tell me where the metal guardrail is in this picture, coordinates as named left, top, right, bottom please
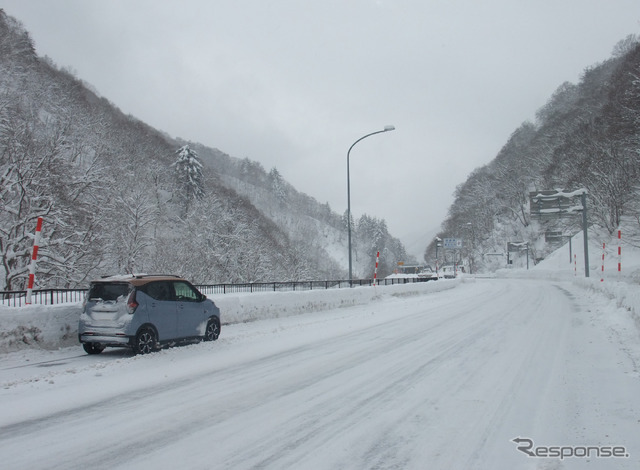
left=0, top=289, right=87, bottom=308
left=0, top=277, right=432, bottom=308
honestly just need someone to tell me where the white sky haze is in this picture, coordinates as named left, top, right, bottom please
left=2, top=0, right=639, bottom=256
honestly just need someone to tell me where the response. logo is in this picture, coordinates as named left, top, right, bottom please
left=511, top=437, right=629, bottom=460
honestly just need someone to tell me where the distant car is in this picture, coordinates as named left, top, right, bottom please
left=78, top=274, right=221, bottom=355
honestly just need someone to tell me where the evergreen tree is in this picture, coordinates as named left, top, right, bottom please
left=172, top=145, right=204, bottom=211
left=268, top=167, right=288, bottom=205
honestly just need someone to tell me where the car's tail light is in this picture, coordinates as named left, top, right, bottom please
left=127, top=290, right=138, bottom=314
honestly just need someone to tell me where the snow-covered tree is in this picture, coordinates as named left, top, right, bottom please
left=108, top=188, right=158, bottom=274
left=172, top=145, right=205, bottom=212
left=268, top=167, right=288, bottom=205
left=0, top=92, right=106, bottom=288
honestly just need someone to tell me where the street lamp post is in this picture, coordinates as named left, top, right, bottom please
left=347, top=125, right=395, bottom=285
left=435, top=237, right=442, bottom=276
left=465, top=222, right=474, bottom=274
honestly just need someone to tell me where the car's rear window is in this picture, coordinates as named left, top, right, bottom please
left=87, top=282, right=131, bottom=301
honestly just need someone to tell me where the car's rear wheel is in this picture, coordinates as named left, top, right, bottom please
left=82, top=342, right=105, bottom=355
left=204, top=318, right=220, bottom=341
left=135, top=328, right=157, bottom=355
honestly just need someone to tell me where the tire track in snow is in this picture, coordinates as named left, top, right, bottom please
left=2, top=279, right=568, bottom=469
left=212, top=281, right=516, bottom=469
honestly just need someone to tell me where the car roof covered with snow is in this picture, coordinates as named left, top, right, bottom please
left=89, top=274, right=186, bottom=286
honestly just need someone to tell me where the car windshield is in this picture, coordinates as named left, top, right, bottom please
left=87, top=282, right=131, bottom=301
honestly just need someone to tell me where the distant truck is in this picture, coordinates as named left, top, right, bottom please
left=417, top=267, right=438, bottom=281
left=439, top=264, right=465, bottom=279
left=386, top=264, right=438, bottom=281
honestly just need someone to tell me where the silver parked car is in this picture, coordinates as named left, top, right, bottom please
left=79, top=274, right=221, bottom=355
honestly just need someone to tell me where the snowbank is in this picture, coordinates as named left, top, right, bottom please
left=0, top=303, right=81, bottom=352
left=574, top=278, right=640, bottom=331
left=498, top=227, right=640, bottom=334
left=0, top=279, right=461, bottom=353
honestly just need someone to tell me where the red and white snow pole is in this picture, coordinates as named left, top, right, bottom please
left=373, top=251, right=380, bottom=286
left=25, top=217, right=43, bottom=305
left=601, top=242, right=605, bottom=282
left=618, top=229, right=622, bottom=273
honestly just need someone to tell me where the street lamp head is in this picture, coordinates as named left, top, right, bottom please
left=384, top=125, right=395, bottom=132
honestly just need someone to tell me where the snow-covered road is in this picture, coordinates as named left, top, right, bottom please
left=1, top=278, right=638, bottom=469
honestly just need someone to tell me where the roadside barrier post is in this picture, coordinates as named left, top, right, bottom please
left=26, top=217, right=43, bottom=305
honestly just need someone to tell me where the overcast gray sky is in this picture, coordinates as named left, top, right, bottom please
left=3, top=0, right=639, bottom=257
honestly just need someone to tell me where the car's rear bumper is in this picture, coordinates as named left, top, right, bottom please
left=79, top=332, right=131, bottom=346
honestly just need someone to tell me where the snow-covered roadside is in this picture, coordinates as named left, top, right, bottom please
left=498, top=229, right=640, bottom=381
left=0, top=303, right=81, bottom=352
left=530, top=230, right=640, bottom=332
left=575, top=278, right=640, bottom=330
left=574, top=278, right=640, bottom=379
left=2, top=276, right=638, bottom=469
left=0, top=279, right=460, bottom=354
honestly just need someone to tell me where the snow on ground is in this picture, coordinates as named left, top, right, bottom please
left=0, top=279, right=458, bottom=354
left=0, top=228, right=639, bottom=469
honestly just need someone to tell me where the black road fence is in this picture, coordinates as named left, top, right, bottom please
left=0, top=276, right=435, bottom=308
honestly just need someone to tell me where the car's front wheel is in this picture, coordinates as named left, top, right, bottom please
left=204, top=318, right=220, bottom=341
left=82, top=342, right=105, bottom=355
left=135, top=328, right=158, bottom=355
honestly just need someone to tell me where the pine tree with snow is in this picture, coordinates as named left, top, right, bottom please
left=268, top=167, right=288, bottom=205
left=172, top=145, right=205, bottom=212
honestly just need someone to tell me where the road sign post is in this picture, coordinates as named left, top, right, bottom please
left=443, top=238, right=463, bottom=275
left=530, top=189, right=589, bottom=277
left=507, top=242, right=529, bottom=269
